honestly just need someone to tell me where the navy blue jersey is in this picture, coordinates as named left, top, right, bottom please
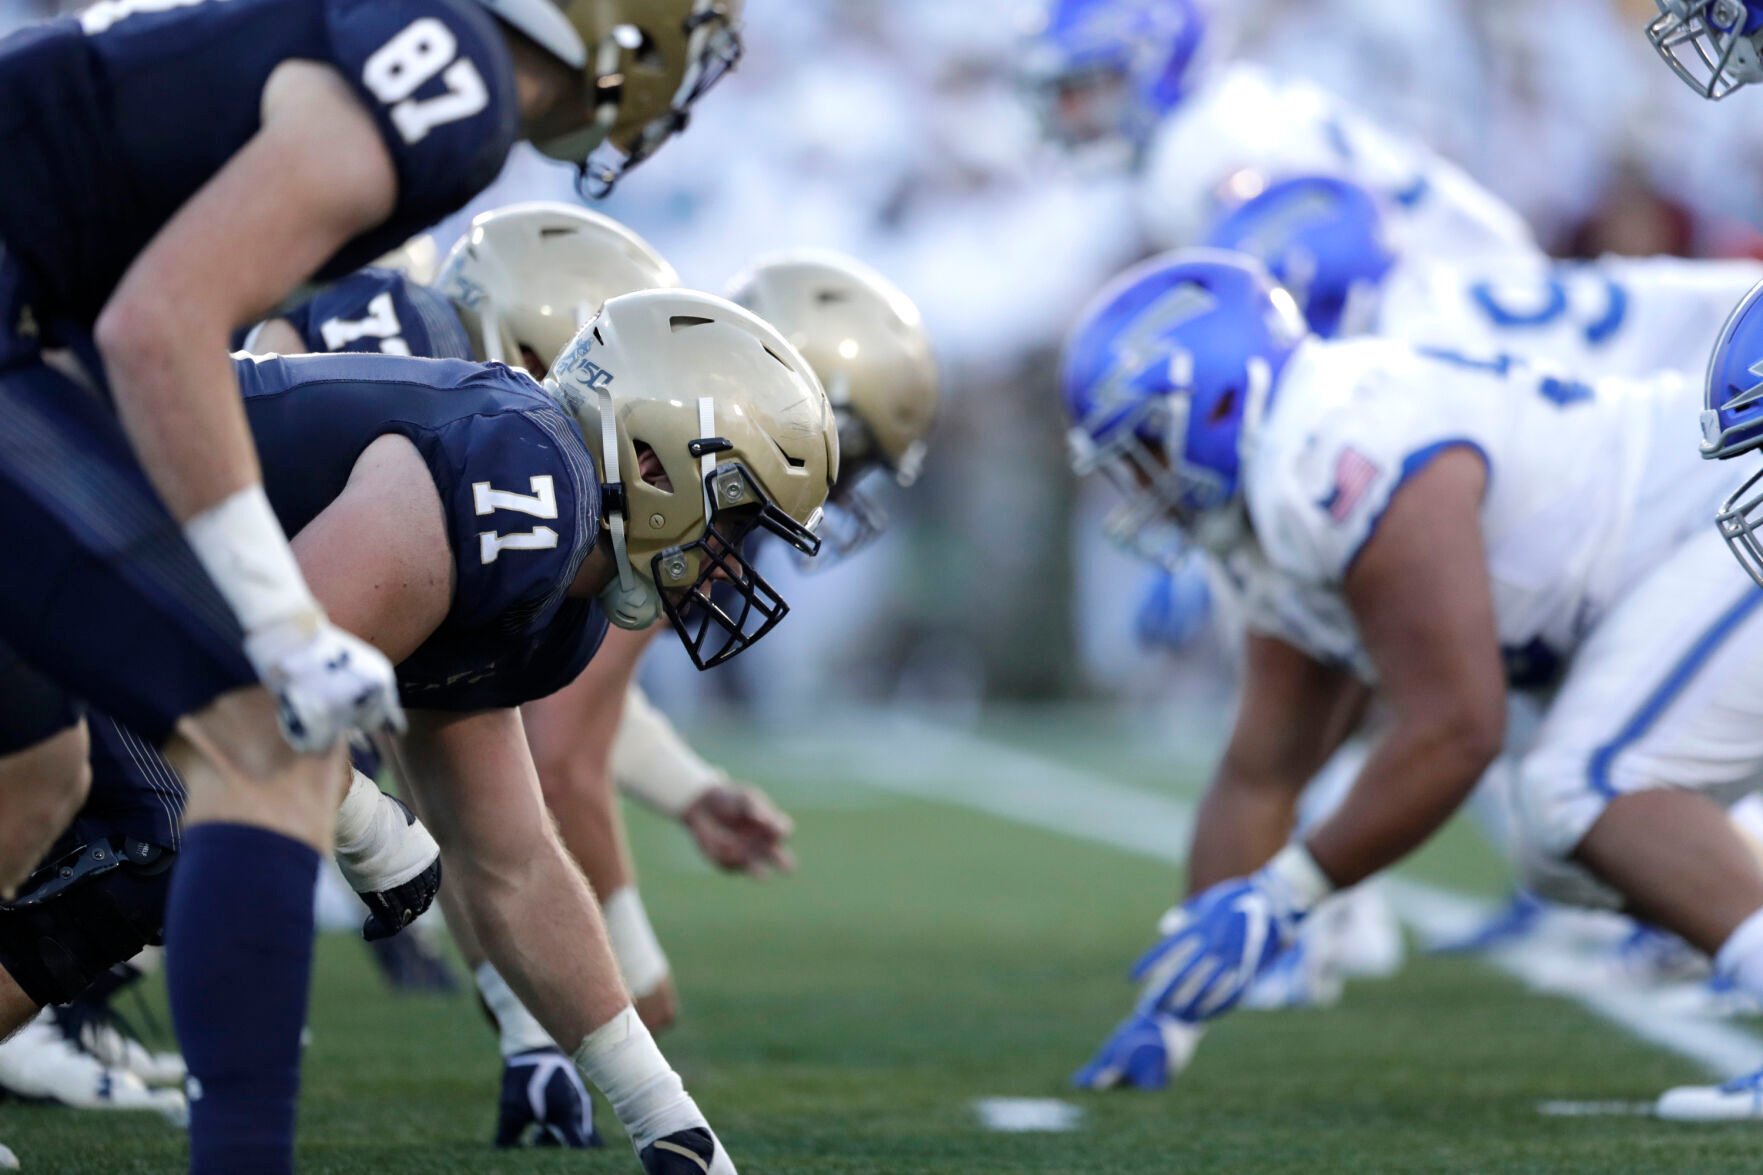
left=0, top=0, right=517, bottom=324
left=237, top=352, right=607, bottom=710
left=255, top=267, right=473, bottom=360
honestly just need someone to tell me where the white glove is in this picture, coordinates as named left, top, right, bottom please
left=184, top=486, right=404, bottom=753
left=246, top=618, right=405, bottom=753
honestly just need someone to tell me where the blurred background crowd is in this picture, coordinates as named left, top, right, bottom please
left=2, top=0, right=1753, bottom=719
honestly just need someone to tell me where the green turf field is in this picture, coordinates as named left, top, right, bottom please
left=7, top=714, right=1763, bottom=1173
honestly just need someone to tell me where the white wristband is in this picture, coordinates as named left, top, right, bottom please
left=604, top=886, right=670, bottom=999
left=610, top=686, right=724, bottom=818
left=182, top=485, right=319, bottom=636
left=1260, top=843, right=1336, bottom=918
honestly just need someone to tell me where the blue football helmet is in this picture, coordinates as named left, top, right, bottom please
left=1648, top=0, right=1763, bottom=99
left=1063, top=249, right=1309, bottom=564
left=1703, top=280, right=1763, bottom=585
left=1021, top=0, right=1205, bottom=154
left=1203, top=176, right=1397, bottom=340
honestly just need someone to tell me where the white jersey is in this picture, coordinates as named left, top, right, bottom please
left=1376, top=255, right=1763, bottom=381
left=1228, top=338, right=1740, bottom=686
left=1138, top=64, right=1535, bottom=262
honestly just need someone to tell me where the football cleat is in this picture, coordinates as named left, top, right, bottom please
left=0, top=1141, right=15, bottom=1169
left=638, top=1126, right=737, bottom=1174
left=0, top=1012, right=185, bottom=1121
left=50, top=1002, right=185, bottom=1088
left=366, top=922, right=460, bottom=994
left=495, top=1047, right=602, bottom=1149
left=1070, top=1010, right=1203, bottom=1091
left=1657, top=1065, right=1763, bottom=1120
left=1426, top=890, right=1545, bottom=955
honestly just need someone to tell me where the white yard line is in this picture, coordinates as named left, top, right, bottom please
left=766, top=716, right=1763, bottom=1080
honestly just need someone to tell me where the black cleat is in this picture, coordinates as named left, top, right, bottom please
left=638, top=1126, right=735, bottom=1174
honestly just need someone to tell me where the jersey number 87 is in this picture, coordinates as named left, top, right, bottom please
left=363, top=18, right=489, bottom=145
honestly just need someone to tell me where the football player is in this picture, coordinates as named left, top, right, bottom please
left=1061, top=252, right=1763, bottom=1115
left=0, top=2, right=739, bottom=1169
left=1022, top=0, right=1535, bottom=259
left=247, top=201, right=796, bottom=1145
left=0, top=287, right=836, bottom=1171
left=513, top=246, right=940, bottom=1039
left=1648, top=1, right=1763, bottom=99
left=1205, top=173, right=1763, bottom=381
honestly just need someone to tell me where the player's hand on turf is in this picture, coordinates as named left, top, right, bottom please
left=336, top=792, right=443, bottom=941
left=495, top=1047, right=601, bottom=1149
left=1071, top=1009, right=1203, bottom=1091
left=681, top=783, right=796, bottom=877
left=356, top=854, right=441, bottom=942
left=1133, top=871, right=1309, bottom=1023
left=246, top=618, right=406, bottom=753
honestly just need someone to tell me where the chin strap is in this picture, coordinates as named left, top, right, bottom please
left=599, top=393, right=638, bottom=597
left=479, top=303, right=507, bottom=366
left=594, top=387, right=662, bottom=630
left=697, top=396, right=717, bottom=519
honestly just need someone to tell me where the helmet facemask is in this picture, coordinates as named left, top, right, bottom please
left=1649, top=0, right=1763, bottom=99
left=581, top=2, right=744, bottom=196
left=1069, top=395, right=1240, bottom=569
left=551, top=289, right=838, bottom=669
left=1717, top=465, right=1763, bottom=587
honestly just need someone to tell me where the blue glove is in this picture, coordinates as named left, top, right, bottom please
left=1132, top=846, right=1334, bottom=1023
left=1070, top=1010, right=1200, bottom=1091
left=494, top=1046, right=602, bottom=1149
left=1134, top=560, right=1213, bottom=652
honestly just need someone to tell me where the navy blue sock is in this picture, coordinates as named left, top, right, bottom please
left=165, top=823, right=319, bottom=1175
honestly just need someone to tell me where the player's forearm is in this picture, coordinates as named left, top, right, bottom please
left=540, top=757, right=638, bottom=900
left=1303, top=718, right=1498, bottom=888
left=611, top=686, right=724, bottom=817
left=1186, top=768, right=1302, bottom=894
left=449, top=836, right=631, bottom=1046
left=98, top=309, right=265, bottom=521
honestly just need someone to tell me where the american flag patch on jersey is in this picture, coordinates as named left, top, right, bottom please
left=1318, top=447, right=1380, bottom=524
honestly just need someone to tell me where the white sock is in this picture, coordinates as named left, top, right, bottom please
left=474, top=963, right=554, bottom=1058
left=571, top=1006, right=703, bottom=1150
left=603, top=887, right=671, bottom=999
left=1716, top=905, right=1763, bottom=1003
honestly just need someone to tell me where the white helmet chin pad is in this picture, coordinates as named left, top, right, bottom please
left=598, top=574, right=663, bottom=630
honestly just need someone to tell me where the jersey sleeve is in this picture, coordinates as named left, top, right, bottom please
left=274, top=268, right=473, bottom=359
left=427, top=403, right=600, bottom=633
left=1250, top=364, right=1490, bottom=587
left=324, top=0, right=518, bottom=229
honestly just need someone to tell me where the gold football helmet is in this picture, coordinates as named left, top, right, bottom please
left=726, top=250, right=938, bottom=560
left=435, top=201, right=678, bottom=375
left=477, top=0, right=745, bottom=194
left=547, top=289, right=839, bottom=668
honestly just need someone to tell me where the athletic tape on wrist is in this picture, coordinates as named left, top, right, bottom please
left=182, top=485, right=318, bottom=634
left=1262, top=843, right=1336, bottom=917
left=610, top=686, right=724, bottom=817
left=604, top=886, right=671, bottom=999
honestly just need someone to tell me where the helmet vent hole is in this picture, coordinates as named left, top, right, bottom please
left=633, top=441, right=675, bottom=492
left=815, top=289, right=852, bottom=305
left=761, top=344, right=793, bottom=369
left=769, top=434, right=808, bottom=470
left=540, top=226, right=578, bottom=239
left=669, top=315, right=715, bottom=332
left=592, top=326, right=605, bottom=345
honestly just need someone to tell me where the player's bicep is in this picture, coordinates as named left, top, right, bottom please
left=291, top=434, right=453, bottom=666
left=1220, top=632, right=1362, bottom=785
left=1344, top=447, right=1504, bottom=749
left=103, top=62, right=396, bottom=344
